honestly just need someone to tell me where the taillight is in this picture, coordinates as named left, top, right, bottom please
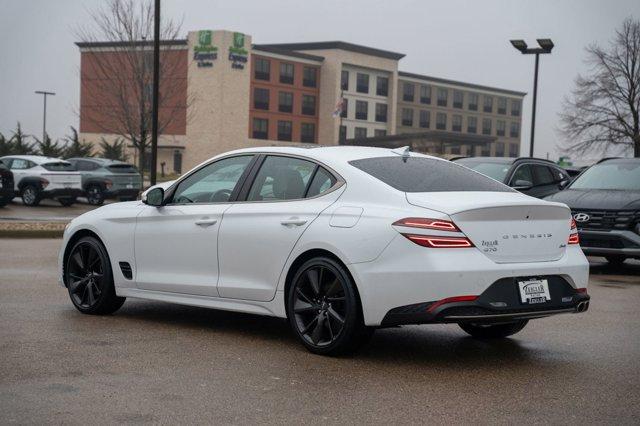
left=427, top=295, right=479, bottom=313
left=568, top=218, right=579, bottom=245
left=402, top=234, right=474, bottom=248
left=393, top=217, right=459, bottom=231
left=39, top=178, right=49, bottom=189
left=104, top=179, right=113, bottom=189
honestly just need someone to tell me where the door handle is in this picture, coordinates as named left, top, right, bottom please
left=195, top=219, right=217, bottom=227
left=281, top=218, right=307, bottom=227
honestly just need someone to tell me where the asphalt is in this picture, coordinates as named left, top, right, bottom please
left=1, top=239, right=639, bottom=425
left=0, top=199, right=108, bottom=222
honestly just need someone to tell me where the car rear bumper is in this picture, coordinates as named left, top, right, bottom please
left=348, top=235, right=589, bottom=326
left=380, top=276, right=590, bottom=326
left=578, top=229, right=640, bottom=258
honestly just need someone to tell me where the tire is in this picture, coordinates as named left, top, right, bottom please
left=21, top=185, right=40, bottom=206
left=58, top=197, right=76, bottom=207
left=459, top=320, right=528, bottom=339
left=286, top=256, right=373, bottom=356
left=64, top=236, right=126, bottom=315
left=605, top=255, right=626, bottom=266
left=86, top=185, right=105, bottom=206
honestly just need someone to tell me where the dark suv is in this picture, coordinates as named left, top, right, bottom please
left=546, top=158, right=640, bottom=265
left=0, top=160, right=14, bottom=207
left=452, top=157, right=571, bottom=198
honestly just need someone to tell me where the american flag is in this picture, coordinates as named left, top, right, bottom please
left=332, top=96, right=344, bottom=118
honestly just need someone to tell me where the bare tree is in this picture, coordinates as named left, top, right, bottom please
left=76, top=0, right=191, bottom=174
left=560, top=17, right=640, bottom=158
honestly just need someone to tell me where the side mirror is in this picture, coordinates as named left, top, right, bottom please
left=512, top=179, right=533, bottom=190
left=558, top=179, right=570, bottom=190
left=142, top=187, right=164, bottom=206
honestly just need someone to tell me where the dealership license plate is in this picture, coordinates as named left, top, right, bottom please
left=126, top=184, right=133, bottom=189
left=63, top=183, right=72, bottom=188
left=518, top=279, right=551, bottom=304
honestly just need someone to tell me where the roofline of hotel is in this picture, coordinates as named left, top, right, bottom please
left=252, top=44, right=325, bottom=62
left=76, top=39, right=188, bottom=49
left=399, top=71, right=527, bottom=97
left=254, top=41, right=406, bottom=60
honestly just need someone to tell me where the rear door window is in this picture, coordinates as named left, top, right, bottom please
left=510, top=164, right=533, bottom=184
left=42, top=162, right=75, bottom=172
left=247, top=156, right=316, bottom=201
left=349, top=156, right=513, bottom=192
left=306, top=167, right=337, bottom=198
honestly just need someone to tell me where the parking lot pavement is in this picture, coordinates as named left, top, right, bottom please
left=0, top=199, right=113, bottom=222
left=1, top=239, right=639, bottom=425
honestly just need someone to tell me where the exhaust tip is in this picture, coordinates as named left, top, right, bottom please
left=575, top=301, right=589, bottom=313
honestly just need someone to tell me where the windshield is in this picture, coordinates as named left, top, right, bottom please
left=42, top=162, right=75, bottom=172
left=453, top=159, right=511, bottom=182
left=570, top=161, right=640, bottom=190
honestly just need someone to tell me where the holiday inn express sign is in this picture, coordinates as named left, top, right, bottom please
left=229, top=32, right=248, bottom=69
left=193, top=30, right=218, bottom=67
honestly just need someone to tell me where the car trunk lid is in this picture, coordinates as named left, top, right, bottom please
left=406, top=192, right=571, bottom=263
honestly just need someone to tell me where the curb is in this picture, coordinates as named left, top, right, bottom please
left=0, top=229, right=64, bottom=238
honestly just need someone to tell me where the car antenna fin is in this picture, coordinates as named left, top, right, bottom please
left=391, top=146, right=411, bottom=162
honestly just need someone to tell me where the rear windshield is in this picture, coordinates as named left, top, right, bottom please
left=453, top=158, right=512, bottom=182
left=108, top=164, right=139, bottom=174
left=42, top=162, right=75, bottom=172
left=349, top=156, right=514, bottom=192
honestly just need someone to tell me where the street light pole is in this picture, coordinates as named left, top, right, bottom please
left=509, top=39, right=554, bottom=158
left=150, top=0, right=160, bottom=185
left=35, top=90, right=56, bottom=142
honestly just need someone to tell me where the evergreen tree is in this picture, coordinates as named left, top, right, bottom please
left=10, top=122, right=36, bottom=155
left=36, top=134, right=66, bottom=158
left=99, top=137, right=128, bottom=162
left=0, top=133, right=12, bottom=156
left=63, top=126, right=94, bottom=158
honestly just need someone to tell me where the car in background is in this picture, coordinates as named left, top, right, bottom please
left=452, top=157, right=571, bottom=198
left=546, top=158, right=640, bottom=265
left=0, top=155, right=82, bottom=206
left=0, top=159, right=15, bottom=207
left=66, top=157, right=142, bottom=205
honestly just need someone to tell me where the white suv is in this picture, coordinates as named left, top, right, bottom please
left=0, top=155, right=83, bottom=206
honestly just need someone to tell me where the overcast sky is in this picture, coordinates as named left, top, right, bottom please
left=1, top=0, right=638, bottom=160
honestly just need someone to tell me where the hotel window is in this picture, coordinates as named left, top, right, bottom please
left=376, top=76, right=389, bottom=96
left=303, top=67, right=317, bottom=87
left=482, top=118, right=492, bottom=135
left=483, top=96, right=493, bottom=113
left=375, top=103, right=387, bottom=122
left=355, top=100, right=368, bottom=120
left=481, top=144, right=491, bottom=156
left=356, top=73, right=369, bottom=93
left=254, top=58, right=270, bottom=81
left=278, top=92, right=293, bottom=113
left=354, top=127, right=367, bottom=139
left=300, top=123, right=316, bottom=143
left=341, top=98, right=348, bottom=118
left=277, top=120, right=292, bottom=141
left=467, top=116, right=477, bottom=133
left=403, top=82, right=415, bottom=102
left=252, top=118, right=268, bottom=139
left=452, top=115, right=462, bottom=132
left=495, top=142, right=505, bottom=157
left=280, top=62, right=294, bottom=84
left=453, top=90, right=464, bottom=109
left=468, top=93, right=478, bottom=111
left=401, top=108, right=413, bottom=126
left=511, top=99, right=521, bottom=116
left=437, top=88, right=448, bottom=107
left=451, top=145, right=461, bottom=155
left=374, top=129, right=387, bottom=137
left=510, top=122, right=520, bottom=138
left=496, top=120, right=506, bottom=136
left=339, top=125, right=347, bottom=141
left=254, top=88, right=269, bottom=110
left=302, top=95, right=316, bottom=116
left=497, top=97, right=507, bottom=114
left=509, top=143, right=519, bottom=157
left=420, top=85, right=431, bottom=104
left=341, top=70, right=349, bottom=90
left=436, top=112, right=447, bottom=130
left=419, top=110, right=430, bottom=128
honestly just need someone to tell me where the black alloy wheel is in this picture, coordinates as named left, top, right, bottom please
left=86, top=185, right=105, bottom=205
left=288, top=257, right=372, bottom=355
left=65, top=236, right=125, bottom=314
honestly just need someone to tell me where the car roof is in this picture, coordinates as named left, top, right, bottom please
left=0, top=155, right=69, bottom=165
left=453, top=156, right=515, bottom=164
left=597, top=157, right=640, bottom=165
left=68, top=157, right=128, bottom=165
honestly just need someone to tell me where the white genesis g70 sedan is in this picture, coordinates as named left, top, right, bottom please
left=58, top=146, right=590, bottom=355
